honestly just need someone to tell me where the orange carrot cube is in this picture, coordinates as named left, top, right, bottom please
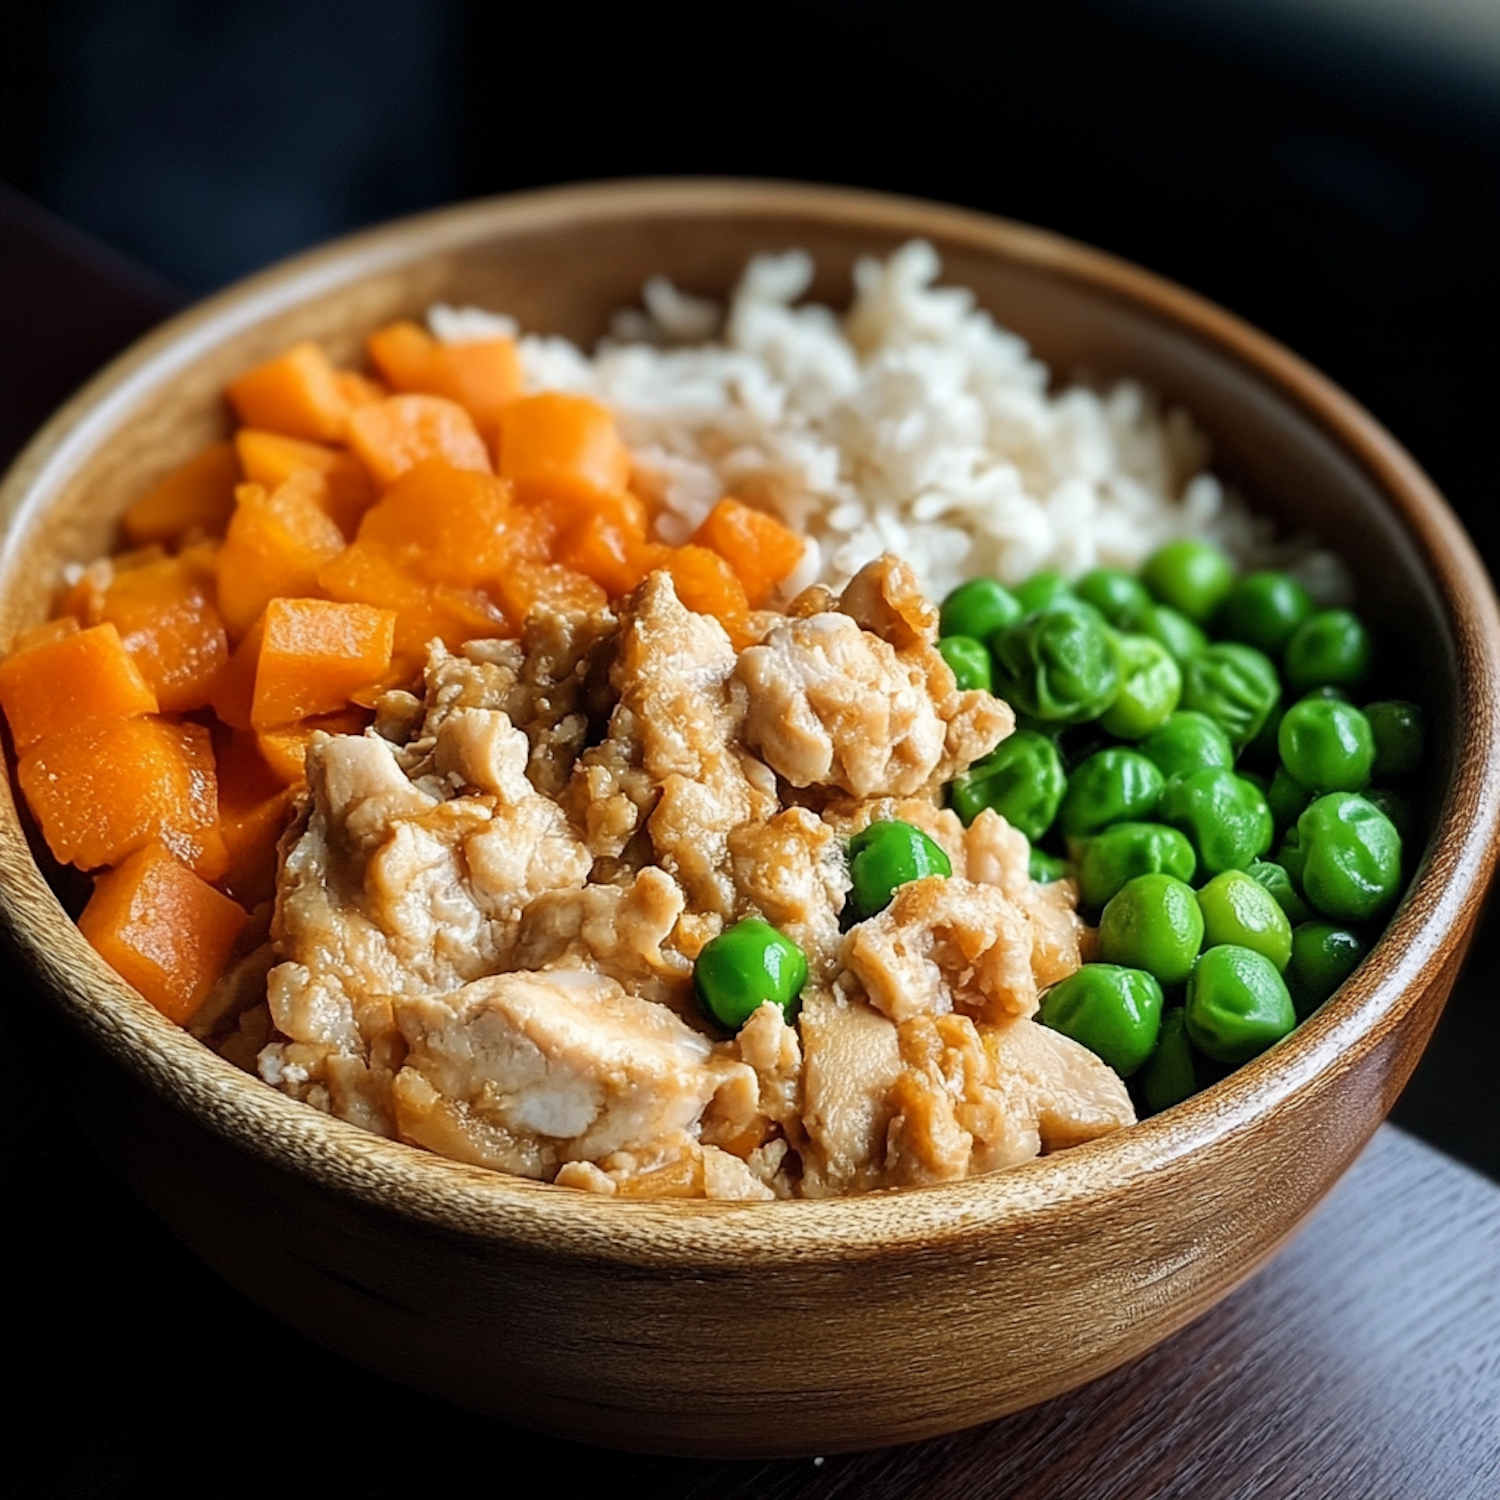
left=19, top=716, right=226, bottom=877
left=491, top=561, right=608, bottom=625
left=234, top=429, right=374, bottom=539
left=0, top=622, right=158, bottom=751
left=79, top=843, right=248, bottom=1024
left=225, top=341, right=351, bottom=444
left=496, top=392, right=631, bottom=507
left=121, top=442, right=239, bottom=547
left=214, top=730, right=294, bottom=906
left=249, top=597, right=396, bottom=728
left=345, top=394, right=492, bottom=489
left=256, top=708, right=372, bottom=786
left=692, top=497, right=805, bottom=607
left=367, top=320, right=523, bottom=434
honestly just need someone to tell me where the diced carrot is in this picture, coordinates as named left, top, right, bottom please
left=0, top=622, right=158, bottom=751
left=207, top=615, right=264, bottom=731
left=662, top=545, right=753, bottom=645
left=213, top=729, right=294, bottom=906
left=491, top=561, right=608, bottom=624
left=10, top=616, right=80, bottom=654
left=121, top=442, right=239, bottom=547
left=214, top=477, right=346, bottom=639
left=367, top=320, right=523, bottom=434
left=692, top=497, right=805, bottom=608
left=19, top=716, right=226, bottom=877
left=96, top=551, right=229, bottom=713
left=256, top=708, right=372, bottom=786
left=554, top=490, right=661, bottom=597
left=355, top=459, right=519, bottom=590
left=225, top=342, right=351, bottom=444
left=234, top=429, right=374, bottom=539
left=250, top=597, right=396, bottom=728
left=345, top=394, right=492, bottom=489
left=496, top=392, right=631, bottom=508
left=79, top=843, right=248, bottom=1024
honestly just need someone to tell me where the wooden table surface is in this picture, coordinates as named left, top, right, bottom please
left=3, top=184, right=1498, bottom=1498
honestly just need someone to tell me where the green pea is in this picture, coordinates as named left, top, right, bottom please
left=1284, top=609, right=1373, bottom=693
left=1278, top=699, right=1376, bottom=793
left=1013, top=570, right=1074, bottom=615
left=1098, top=873, right=1205, bottom=987
left=1267, top=765, right=1311, bottom=838
left=1184, top=944, right=1297, bottom=1064
left=1158, top=768, right=1274, bottom=877
left=1141, top=539, right=1236, bottom=624
left=1180, top=642, right=1281, bottom=750
left=947, top=730, right=1067, bottom=841
left=1220, top=570, right=1315, bottom=656
left=1281, top=792, right=1402, bottom=923
left=1245, top=859, right=1313, bottom=924
left=1076, top=567, right=1152, bottom=628
left=1301, top=684, right=1351, bottom=704
left=1037, top=964, right=1164, bottom=1077
left=1196, top=870, right=1293, bottom=971
left=1364, top=700, right=1425, bottom=778
left=1139, top=711, right=1235, bottom=781
left=1362, top=785, right=1414, bottom=842
left=1076, top=822, right=1197, bottom=909
left=1059, top=748, right=1166, bottom=842
left=1029, top=849, right=1074, bottom=885
left=936, top=634, right=994, bottom=693
left=847, top=819, right=952, bottom=921
left=1099, top=632, right=1182, bottom=739
left=940, top=577, right=1024, bottom=642
left=694, top=918, right=808, bottom=1031
left=1286, top=922, right=1368, bottom=1019
left=1136, top=1007, right=1199, bottom=1114
left=991, top=603, right=1121, bottom=724
left=1136, top=602, right=1208, bottom=665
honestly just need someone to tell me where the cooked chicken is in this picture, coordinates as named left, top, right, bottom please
left=256, top=555, right=1131, bottom=1199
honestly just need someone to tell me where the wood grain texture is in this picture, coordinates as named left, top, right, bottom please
left=2, top=180, right=1499, bottom=1456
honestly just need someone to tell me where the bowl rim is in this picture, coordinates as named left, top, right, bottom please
left=4, top=176, right=1499, bottom=1265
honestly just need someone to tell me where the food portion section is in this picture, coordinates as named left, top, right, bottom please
left=0, top=244, right=1424, bottom=1199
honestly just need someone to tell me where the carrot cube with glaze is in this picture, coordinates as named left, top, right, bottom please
left=497, top=392, right=632, bottom=507
left=692, top=497, right=805, bottom=607
left=213, top=729, right=294, bottom=905
left=367, top=320, right=523, bottom=434
left=345, top=394, right=492, bottom=489
left=226, top=342, right=351, bottom=444
left=79, top=843, right=248, bottom=1024
left=0, top=621, right=158, bottom=751
left=120, top=442, right=239, bottom=547
left=250, top=597, right=396, bottom=728
left=234, top=429, right=374, bottom=539
left=256, top=708, right=373, bottom=786
left=18, top=716, right=226, bottom=877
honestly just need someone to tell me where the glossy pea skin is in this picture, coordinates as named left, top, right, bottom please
left=1364, top=700, right=1425, bottom=778
left=1137, top=1006, right=1199, bottom=1114
left=1098, top=873, right=1205, bottom=987
left=1184, top=944, right=1297, bottom=1065
left=1136, top=602, right=1208, bottom=665
left=1059, top=748, right=1166, bottom=842
left=1280, top=792, right=1402, bottom=923
left=991, top=603, right=1121, bottom=724
left=1139, top=711, right=1235, bottom=782
left=1013, top=570, right=1074, bottom=615
left=936, top=634, right=994, bottom=693
left=940, top=577, right=1023, bottom=642
left=1099, top=632, right=1182, bottom=739
left=1286, top=922, right=1368, bottom=1020
left=1037, top=963, right=1164, bottom=1077
left=1277, top=699, right=1376, bottom=793
left=1180, top=642, right=1281, bottom=750
left=1196, top=870, right=1293, bottom=972
left=847, top=819, right=952, bottom=921
left=1076, top=567, right=1152, bottom=628
left=1219, top=570, right=1315, bottom=656
left=1284, top=609, right=1373, bottom=694
left=947, top=730, right=1067, bottom=841
left=1076, top=822, right=1197, bottom=910
left=1029, top=849, right=1074, bottom=885
left=1246, top=859, right=1313, bottom=924
left=1158, top=767, right=1274, bottom=878
left=1141, top=539, right=1236, bottom=624
left=1267, top=765, right=1311, bottom=838
left=694, top=918, right=808, bottom=1031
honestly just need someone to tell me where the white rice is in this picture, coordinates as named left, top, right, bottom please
left=430, top=241, right=1347, bottom=607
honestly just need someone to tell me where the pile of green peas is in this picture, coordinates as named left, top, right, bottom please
left=939, top=538, right=1425, bottom=1114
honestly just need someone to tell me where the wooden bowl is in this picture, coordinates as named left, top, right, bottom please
left=2, top=180, right=1497, bottom=1458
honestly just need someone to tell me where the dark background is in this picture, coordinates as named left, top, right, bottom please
left=1, top=6, right=1498, bottom=1490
